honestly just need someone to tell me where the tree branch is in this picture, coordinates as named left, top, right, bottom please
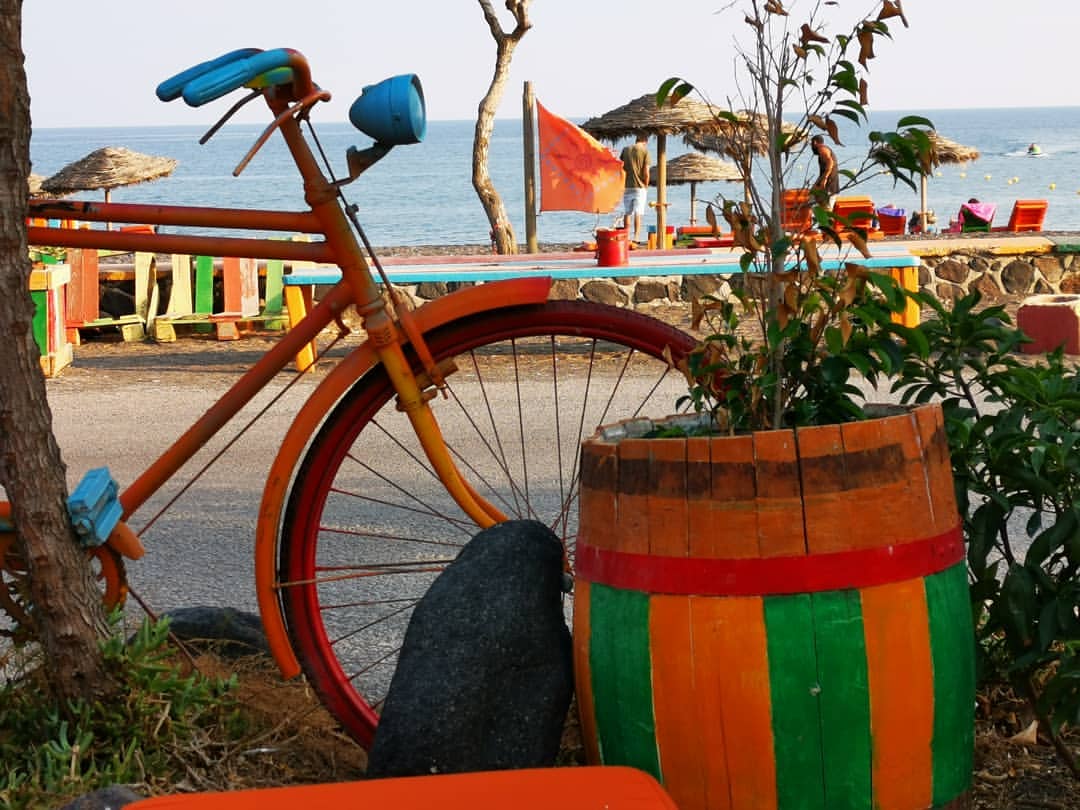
left=478, top=0, right=532, bottom=44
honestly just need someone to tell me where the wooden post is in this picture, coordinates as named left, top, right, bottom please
left=522, top=81, right=539, bottom=254
left=920, top=174, right=928, bottom=233
left=656, top=133, right=667, bottom=248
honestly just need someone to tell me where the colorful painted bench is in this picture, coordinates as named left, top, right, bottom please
left=61, top=248, right=286, bottom=343
left=65, top=248, right=147, bottom=342
left=151, top=255, right=286, bottom=342
left=29, top=261, right=73, bottom=377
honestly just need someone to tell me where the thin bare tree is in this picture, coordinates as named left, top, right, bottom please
left=474, top=0, right=531, bottom=255
left=0, top=0, right=117, bottom=703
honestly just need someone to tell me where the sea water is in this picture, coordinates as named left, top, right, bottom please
left=29, top=107, right=1080, bottom=246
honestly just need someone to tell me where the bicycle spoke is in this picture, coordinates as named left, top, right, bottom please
left=330, top=600, right=417, bottom=649
left=328, top=479, right=475, bottom=534
left=316, top=524, right=463, bottom=549
left=441, top=355, right=535, bottom=518
left=316, top=596, right=416, bottom=612
left=279, top=302, right=695, bottom=747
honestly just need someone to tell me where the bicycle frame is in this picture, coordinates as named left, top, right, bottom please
left=23, top=78, right=551, bottom=676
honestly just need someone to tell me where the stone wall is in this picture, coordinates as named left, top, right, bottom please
left=392, top=241, right=1080, bottom=310
left=912, top=244, right=1080, bottom=304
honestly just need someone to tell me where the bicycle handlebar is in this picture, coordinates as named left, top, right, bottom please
left=156, top=47, right=426, bottom=147
left=156, top=47, right=314, bottom=107
left=156, top=48, right=261, bottom=102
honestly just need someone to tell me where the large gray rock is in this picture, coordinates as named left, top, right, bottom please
left=366, top=520, right=573, bottom=778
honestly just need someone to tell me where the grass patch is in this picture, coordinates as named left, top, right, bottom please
left=0, top=615, right=365, bottom=809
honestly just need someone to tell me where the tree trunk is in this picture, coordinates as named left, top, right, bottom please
left=0, top=1, right=117, bottom=703
left=474, top=0, right=532, bottom=255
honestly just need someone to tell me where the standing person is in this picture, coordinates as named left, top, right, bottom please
left=619, top=134, right=650, bottom=245
left=810, top=134, right=839, bottom=211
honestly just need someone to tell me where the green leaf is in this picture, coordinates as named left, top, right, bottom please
left=1026, top=509, right=1078, bottom=568
left=656, top=77, right=691, bottom=107
left=997, top=564, right=1038, bottom=651
left=830, top=107, right=861, bottom=125
left=896, top=114, right=935, bottom=129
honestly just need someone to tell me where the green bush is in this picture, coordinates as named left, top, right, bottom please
left=0, top=614, right=239, bottom=809
left=679, top=270, right=921, bottom=431
left=894, top=291, right=1080, bottom=753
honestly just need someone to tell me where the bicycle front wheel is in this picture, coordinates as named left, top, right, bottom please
left=278, top=301, right=695, bottom=747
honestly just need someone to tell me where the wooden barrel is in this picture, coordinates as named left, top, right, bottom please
left=573, top=403, right=974, bottom=810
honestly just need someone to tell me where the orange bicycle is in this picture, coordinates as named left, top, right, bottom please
left=6, top=47, right=694, bottom=748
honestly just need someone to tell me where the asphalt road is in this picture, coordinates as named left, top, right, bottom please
left=43, top=335, right=321, bottom=617
left=7, top=323, right=1034, bottom=711
left=34, top=325, right=690, bottom=627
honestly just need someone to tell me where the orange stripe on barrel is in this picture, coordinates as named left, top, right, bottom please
left=650, top=595, right=707, bottom=810
left=861, top=577, right=935, bottom=809
left=691, top=595, right=776, bottom=810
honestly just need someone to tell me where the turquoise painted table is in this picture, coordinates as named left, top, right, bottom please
left=281, top=248, right=922, bottom=371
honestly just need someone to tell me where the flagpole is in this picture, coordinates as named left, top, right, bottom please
left=522, top=81, right=539, bottom=253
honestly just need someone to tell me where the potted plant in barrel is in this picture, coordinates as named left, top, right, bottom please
left=571, top=4, right=976, bottom=810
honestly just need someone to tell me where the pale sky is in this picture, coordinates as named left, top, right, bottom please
left=22, top=1, right=1076, bottom=129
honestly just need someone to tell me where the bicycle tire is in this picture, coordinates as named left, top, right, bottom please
left=278, top=301, right=695, bottom=747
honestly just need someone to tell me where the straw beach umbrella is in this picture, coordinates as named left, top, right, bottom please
left=873, top=130, right=980, bottom=230
left=650, top=152, right=742, bottom=225
left=42, top=146, right=177, bottom=205
left=922, top=132, right=980, bottom=227
left=684, top=114, right=806, bottom=203
left=27, top=173, right=47, bottom=198
left=582, top=93, right=735, bottom=241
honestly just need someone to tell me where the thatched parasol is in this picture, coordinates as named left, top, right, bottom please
left=874, top=130, right=980, bottom=230
left=684, top=113, right=805, bottom=158
left=929, top=132, right=980, bottom=165
left=926, top=134, right=979, bottom=230
left=27, top=173, right=46, bottom=198
left=582, top=93, right=734, bottom=240
left=42, top=146, right=177, bottom=205
left=649, top=152, right=742, bottom=225
left=684, top=114, right=806, bottom=203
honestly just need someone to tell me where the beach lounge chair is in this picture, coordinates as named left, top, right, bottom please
left=781, top=188, right=814, bottom=234
left=676, top=224, right=720, bottom=239
left=690, top=234, right=736, bottom=248
left=876, top=205, right=906, bottom=236
left=992, top=199, right=1048, bottom=233
left=832, top=195, right=883, bottom=239
left=959, top=201, right=996, bottom=233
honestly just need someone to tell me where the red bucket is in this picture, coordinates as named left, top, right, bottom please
left=596, top=228, right=629, bottom=267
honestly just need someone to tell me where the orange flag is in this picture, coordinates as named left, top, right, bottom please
left=537, top=101, right=624, bottom=213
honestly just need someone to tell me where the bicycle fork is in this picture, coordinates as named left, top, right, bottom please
left=369, top=319, right=506, bottom=529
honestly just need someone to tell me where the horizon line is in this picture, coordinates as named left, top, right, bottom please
left=29, top=103, right=1080, bottom=131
